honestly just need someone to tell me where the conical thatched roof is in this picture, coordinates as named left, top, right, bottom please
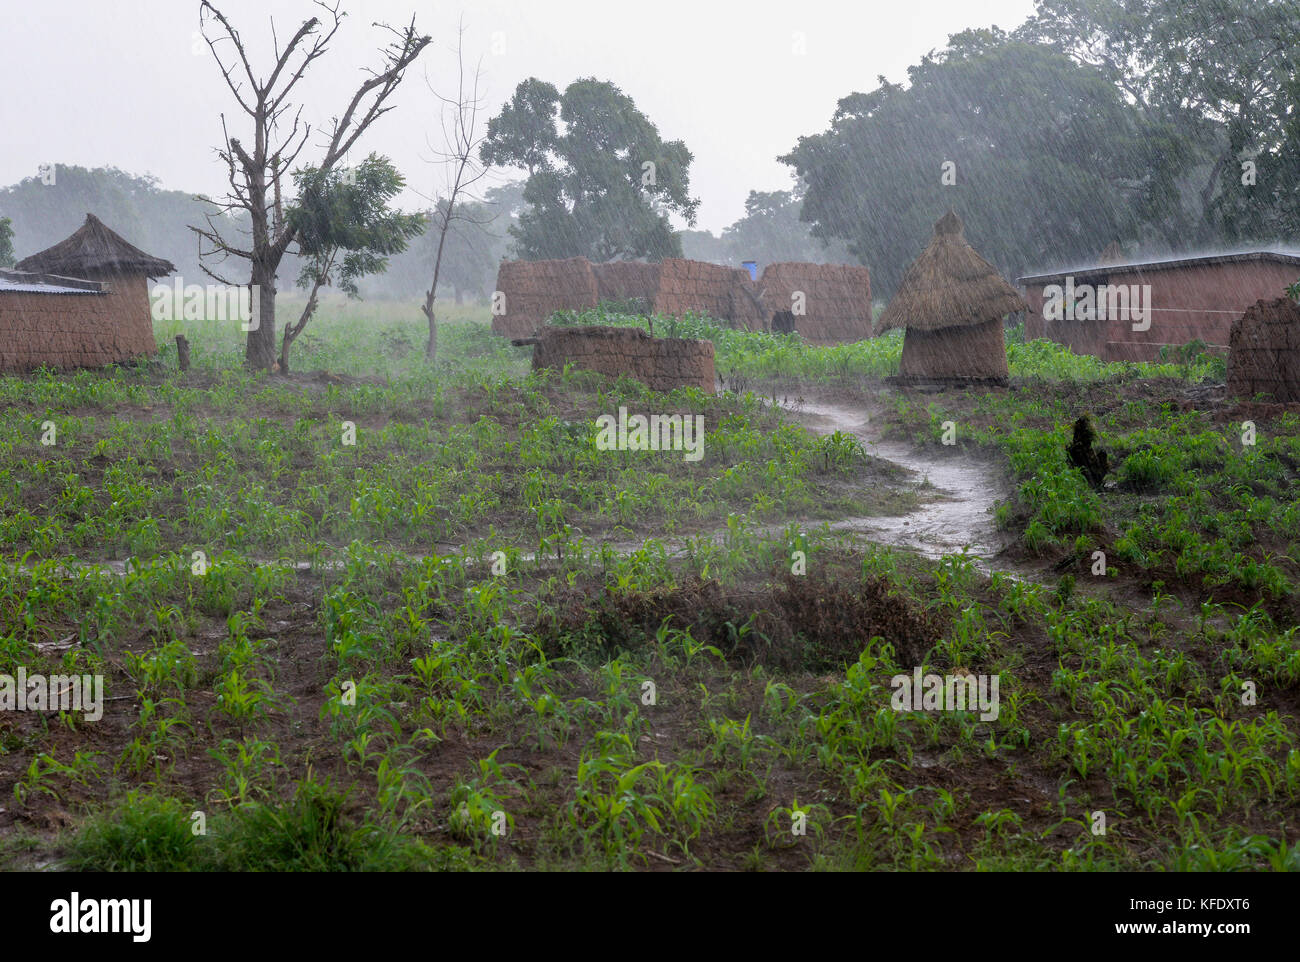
left=878, top=210, right=1028, bottom=333
left=15, top=213, right=175, bottom=278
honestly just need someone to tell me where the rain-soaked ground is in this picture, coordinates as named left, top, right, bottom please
left=25, top=394, right=1029, bottom=579
left=783, top=398, right=1011, bottom=564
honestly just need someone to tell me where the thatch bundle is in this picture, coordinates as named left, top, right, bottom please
left=878, top=210, right=1026, bottom=334
left=1227, top=297, right=1300, bottom=402
left=16, top=213, right=175, bottom=279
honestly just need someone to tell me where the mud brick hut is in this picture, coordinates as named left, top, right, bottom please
left=1226, top=297, right=1300, bottom=402
left=1019, top=251, right=1300, bottom=362
left=758, top=262, right=873, bottom=344
left=878, top=210, right=1026, bottom=385
left=491, top=256, right=598, bottom=339
left=652, top=258, right=757, bottom=327
left=0, top=270, right=113, bottom=372
left=523, top=324, right=715, bottom=393
left=590, top=261, right=661, bottom=312
left=2, top=214, right=174, bottom=372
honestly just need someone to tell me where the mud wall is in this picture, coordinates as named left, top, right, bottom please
left=1227, top=297, right=1300, bottom=402
left=591, top=261, right=661, bottom=307
left=0, top=275, right=157, bottom=372
left=652, top=259, right=752, bottom=323
left=759, top=263, right=873, bottom=344
left=530, top=324, right=715, bottom=393
left=491, top=257, right=598, bottom=339
left=898, top=318, right=1008, bottom=380
left=1024, top=260, right=1298, bottom=362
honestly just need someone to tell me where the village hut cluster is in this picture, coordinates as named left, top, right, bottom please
left=490, top=256, right=872, bottom=346
left=491, top=211, right=1034, bottom=389
left=1, top=206, right=1295, bottom=400
left=492, top=203, right=1300, bottom=398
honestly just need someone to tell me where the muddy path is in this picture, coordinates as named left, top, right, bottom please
left=781, top=397, right=1024, bottom=572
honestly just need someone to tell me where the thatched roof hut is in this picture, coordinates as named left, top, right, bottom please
left=16, top=213, right=175, bottom=279
left=878, top=210, right=1026, bottom=383
left=3, top=214, right=173, bottom=371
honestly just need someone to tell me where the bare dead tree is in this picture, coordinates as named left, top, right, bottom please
left=191, top=0, right=430, bottom=372
left=419, top=20, right=492, bottom=361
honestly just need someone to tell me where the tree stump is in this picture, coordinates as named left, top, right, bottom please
left=175, top=334, right=191, bottom=372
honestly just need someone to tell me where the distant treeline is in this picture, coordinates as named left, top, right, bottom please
left=14, top=0, right=1287, bottom=309
left=0, top=165, right=850, bottom=302
left=783, top=3, right=1300, bottom=296
left=0, top=165, right=519, bottom=303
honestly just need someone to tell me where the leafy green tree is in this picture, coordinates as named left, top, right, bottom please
left=482, top=77, right=699, bottom=261
left=282, top=155, right=424, bottom=372
left=480, top=78, right=560, bottom=178
left=782, top=29, right=1155, bottom=298
left=0, top=217, right=14, bottom=268
left=1025, top=0, right=1300, bottom=245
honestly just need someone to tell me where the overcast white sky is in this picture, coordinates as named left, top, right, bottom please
left=1, top=0, right=1037, bottom=233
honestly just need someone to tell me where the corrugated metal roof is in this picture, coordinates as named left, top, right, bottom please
left=0, top=268, right=105, bottom=295
left=1019, top=250, right=1300, bottom=285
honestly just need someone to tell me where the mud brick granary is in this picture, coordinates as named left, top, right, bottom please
left=3, top=213, right=175, bottom=372
left=490, top=257, right=598, bottom=339
left=756, top=262, right=872, bottom=344
left=590, top=260, right=661, bottom=311
left=650, top=258, right=755, bottom=326
left=878, top=210, right=1026, bottom=384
